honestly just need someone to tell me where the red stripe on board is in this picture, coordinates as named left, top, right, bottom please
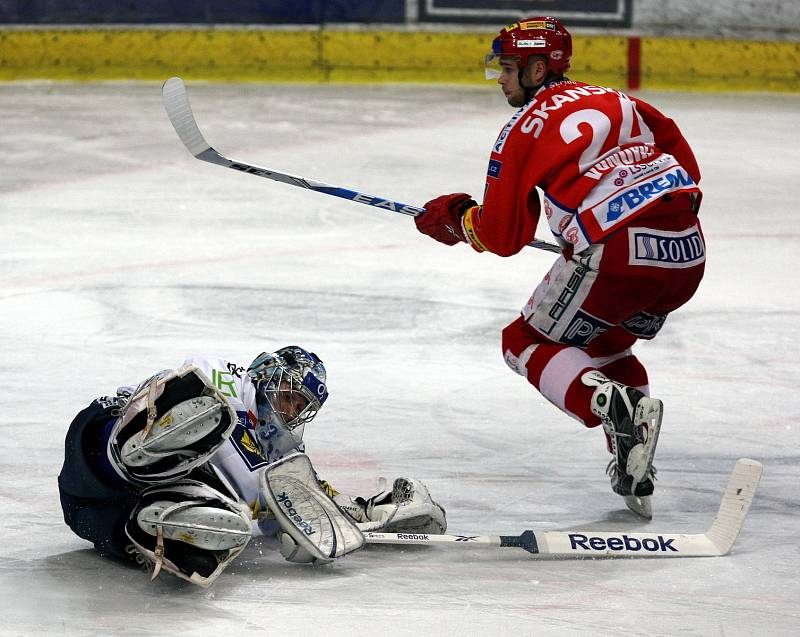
left=627, top=36, right=641, bottom=90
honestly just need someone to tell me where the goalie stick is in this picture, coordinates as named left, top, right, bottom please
left=363, top=458, right=762, bottom=559
left=161, top=77, right=561, bottom=255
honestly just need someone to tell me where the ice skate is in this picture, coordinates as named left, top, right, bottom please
left=582, top=371, right=663, bottom=519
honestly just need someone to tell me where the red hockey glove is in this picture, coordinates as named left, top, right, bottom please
left=415, top=193, right=477, bottom=246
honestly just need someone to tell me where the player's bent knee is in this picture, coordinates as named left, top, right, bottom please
left=501, top=315, right=529, bottom=355
left=108, top=365, right=238, bottom=484
left=501, top=318, right=544, bottom=378
left=125, top=466, right=252, bottom=587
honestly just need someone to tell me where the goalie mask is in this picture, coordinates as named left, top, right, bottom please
left=247, top=346, right=328, bottom=458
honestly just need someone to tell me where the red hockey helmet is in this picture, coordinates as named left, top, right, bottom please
left=485, top=17, right=572, bottom=80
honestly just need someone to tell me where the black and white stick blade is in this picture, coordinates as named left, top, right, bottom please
left=162, top=77, right=213, bottom=158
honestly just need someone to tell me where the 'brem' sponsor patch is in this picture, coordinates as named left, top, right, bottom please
left=628, top=225, right=705, bottom=268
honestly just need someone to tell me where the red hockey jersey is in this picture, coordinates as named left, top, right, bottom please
left=462, top=80, right=701, bottom=256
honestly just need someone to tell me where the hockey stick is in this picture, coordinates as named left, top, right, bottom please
left=161, top=77, right=561, bottom=255
left=363, top=458, right=762, bottom=558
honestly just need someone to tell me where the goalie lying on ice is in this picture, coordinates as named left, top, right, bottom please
left=57, top=346, right=446, bottom=587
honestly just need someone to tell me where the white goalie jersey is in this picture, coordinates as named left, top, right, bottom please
left=171, top=356, right=387, bottom=536
left=177, top=355, right=304, bottom=529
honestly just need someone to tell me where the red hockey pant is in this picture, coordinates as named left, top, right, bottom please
left=502, top=203, right=705, bottom=428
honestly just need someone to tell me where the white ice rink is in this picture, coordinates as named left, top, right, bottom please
left=1, top=81, right=799, bottom=636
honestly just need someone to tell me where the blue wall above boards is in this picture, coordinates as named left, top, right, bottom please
left=416, top=0, right=633, bottom=28
left=0, top=0, right=406, bottom=24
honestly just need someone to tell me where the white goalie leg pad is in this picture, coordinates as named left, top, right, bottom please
left=108, top=365, right=237, bottom=483
left=125, top=465, right=252, bottom=587
left=121, top=396, right=222, bottom=467
left=260, top=453, right=364, bottom=563
left=359, top=477, right=447, bottom=534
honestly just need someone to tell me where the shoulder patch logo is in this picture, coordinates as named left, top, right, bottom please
left=240, top=429, right=262, bottom=456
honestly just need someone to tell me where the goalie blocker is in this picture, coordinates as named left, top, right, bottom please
left=260, top=453, right=365, bottom=563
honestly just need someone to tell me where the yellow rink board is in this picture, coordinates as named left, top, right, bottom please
left=642, top=37, right=800, bottom=92
left=0, top=29, right=797, bottom=92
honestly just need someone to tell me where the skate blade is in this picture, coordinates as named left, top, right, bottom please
left=624, top=494, right=652, bottom=519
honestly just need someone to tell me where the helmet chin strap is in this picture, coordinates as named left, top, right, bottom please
left=518, top=63, right=546, bottom=103
left=519, top=73, right=541, bottom=104
left=520, top=69, right=566, bottom=103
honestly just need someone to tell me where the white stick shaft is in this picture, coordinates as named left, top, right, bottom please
left=362, top=530, right=716, bottom=557
left=363, top=532, right=502, bottom=549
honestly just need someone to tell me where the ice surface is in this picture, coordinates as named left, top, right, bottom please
left=1, top=82, right=798, bottom=636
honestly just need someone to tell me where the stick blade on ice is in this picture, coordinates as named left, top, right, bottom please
left=704, top=458, right=762, bottom=555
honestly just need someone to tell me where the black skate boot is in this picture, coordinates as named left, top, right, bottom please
left=582, top=371, right=663, bottom=518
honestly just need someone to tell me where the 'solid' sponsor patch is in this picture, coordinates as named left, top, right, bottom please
left=628, top=225, right=705, bottom=268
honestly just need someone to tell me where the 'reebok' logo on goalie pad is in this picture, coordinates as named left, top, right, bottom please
left=275, top=491, right=316, bottom=536
left=261, top=453, right=364, bottom=561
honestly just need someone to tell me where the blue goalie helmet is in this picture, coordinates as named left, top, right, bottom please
left=247, top=346, right=328, bottom=457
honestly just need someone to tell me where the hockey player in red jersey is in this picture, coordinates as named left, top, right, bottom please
left=414, top=17, right=705, bottom=518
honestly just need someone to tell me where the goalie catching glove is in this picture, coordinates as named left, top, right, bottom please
left=344, top=477, right=447, bottom=534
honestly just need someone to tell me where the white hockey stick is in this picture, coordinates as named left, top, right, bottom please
left=363, top=458, right=762, bottom=558
left=161, top=76, right=561, bottom=254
